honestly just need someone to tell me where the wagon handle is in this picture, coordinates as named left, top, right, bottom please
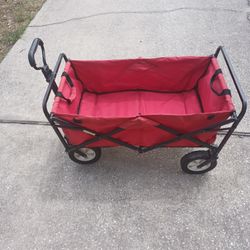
left=28, top=38, right=48, bottom=70
left=28, top=38, right=55, bottom=85
left=28, top=38, right=61, bottom=95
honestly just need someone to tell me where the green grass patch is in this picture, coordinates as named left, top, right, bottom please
left=0, top=0, right=46, bottom=62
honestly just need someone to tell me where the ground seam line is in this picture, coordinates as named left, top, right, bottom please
left=0, top=119, right=249, bottom=138
left=28, top=8, right=242, bottom=28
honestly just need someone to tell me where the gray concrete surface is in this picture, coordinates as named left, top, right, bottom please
left=0, top=0, right=250, bottom=249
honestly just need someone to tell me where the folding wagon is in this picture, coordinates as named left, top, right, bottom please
left=28, top=38, right=247, bottom=174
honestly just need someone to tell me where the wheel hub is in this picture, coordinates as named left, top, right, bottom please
left=187, top=159, right=211, bottom=172
left=74, top=148, right=96, bottom=161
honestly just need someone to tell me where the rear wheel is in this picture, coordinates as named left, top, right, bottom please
left=181, top=150, right=217, bottom=174
left=68, top=147, right=101, bottom=164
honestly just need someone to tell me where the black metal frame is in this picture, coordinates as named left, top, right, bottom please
left=28, top=39, right=247, bottom=162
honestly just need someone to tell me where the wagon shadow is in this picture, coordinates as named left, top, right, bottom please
left=40, top=143, right=212, bottom=203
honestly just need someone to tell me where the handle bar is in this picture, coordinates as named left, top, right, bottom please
left=28, top=38, right=48, bottom=70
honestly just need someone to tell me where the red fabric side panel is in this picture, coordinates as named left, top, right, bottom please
left=51, top=62, right=83, bottom=115
left=61, top=113, right=231, bottom=147
left=70, top=56, right=210, bottom=93
left=198, top=57, right=235, bottom=113
left=62, top=126, right=216, bottom=148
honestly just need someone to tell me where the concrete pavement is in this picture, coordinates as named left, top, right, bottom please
left=0, top=0, right=249, bottom=249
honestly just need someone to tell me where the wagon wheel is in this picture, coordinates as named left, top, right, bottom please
left=68, top=147, right=101, bottom=164
left=181, top=151, right=217, bottom=174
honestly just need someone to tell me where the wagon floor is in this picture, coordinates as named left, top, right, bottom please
left=78, top=90, right=203, bottom=117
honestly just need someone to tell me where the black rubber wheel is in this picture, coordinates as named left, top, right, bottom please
left=68, top=147, right=101, bottom=164
left=181, top=150, right=217, bottom=174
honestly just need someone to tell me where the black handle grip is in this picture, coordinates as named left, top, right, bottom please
left=28, top=38, right=47, bottom=70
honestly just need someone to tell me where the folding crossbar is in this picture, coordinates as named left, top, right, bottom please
left=51, top=115, right=236, bottom=154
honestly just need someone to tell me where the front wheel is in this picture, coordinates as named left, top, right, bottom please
left=68, top=147, right=101, bottom=164
left=181, top=150, right=217, bottom=174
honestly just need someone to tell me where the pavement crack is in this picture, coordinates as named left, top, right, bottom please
left=28, top=7, right=242, bottom=28
left=0, top=119, right=50, bottom=126
left=0, top=119, right=249, bottom=138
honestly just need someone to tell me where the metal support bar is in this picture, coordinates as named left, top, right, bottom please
left=141, top=118, right=235, bottom=153
left=51, top=117, right=139, bottom=152
left=155, top=124, right=216, bottom=150
left=214, top=46, right=247, bottom=154
left=41, top=53, right=69, bottom=149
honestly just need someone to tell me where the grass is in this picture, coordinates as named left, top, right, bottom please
left=0, top=0, right=46, bottom=62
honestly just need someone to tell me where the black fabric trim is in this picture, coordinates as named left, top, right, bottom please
left=210, top=69, right=231, bottom=96
left=62, top=72, right=73, bottom=87
left=210, top=69, right=222, bottom=84
left=56, top=92, right=71, bottom=104
left=83, top=88, right=196, bottom=95
left=195, top=56, right=213, bottom=88
left=220, top=89, right=231, bottom=96
left=195, top=87, right=204, bottom=113
left=77, top=90, right=84, bottom=114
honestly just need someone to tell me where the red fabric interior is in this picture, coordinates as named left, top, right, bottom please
left=51, top=56, right=235, bottom=147
left=79, top=90, right=202, bottom=118
left=70, top=56, right=210, bottom=93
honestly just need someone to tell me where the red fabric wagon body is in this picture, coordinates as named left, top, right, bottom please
left=51, top=56, right=234, bottom=148
left=28, top=38, right=247, bottom=173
